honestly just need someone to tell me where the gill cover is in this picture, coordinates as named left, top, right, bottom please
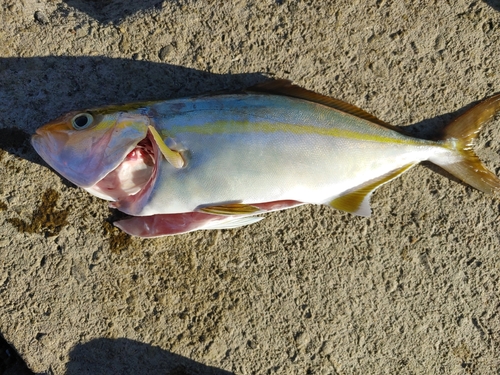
left=31, top=110, right=150, bottom=187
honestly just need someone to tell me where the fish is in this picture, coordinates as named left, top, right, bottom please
left=31, top=79, right=500, bottom=237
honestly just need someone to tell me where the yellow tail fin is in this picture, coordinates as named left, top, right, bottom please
left=439, top=93, right=500, bottom=195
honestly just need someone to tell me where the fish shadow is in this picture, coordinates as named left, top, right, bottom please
left=482, top=0, right=500, bottom=11
left=61, top=0, right=172, bottom=24
left=0, top=56, right=266, bottom=169
left=66, top=338, right=233, bottom=375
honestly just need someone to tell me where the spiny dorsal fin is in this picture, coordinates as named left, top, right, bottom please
left=248, top=79, right=402, bottom=132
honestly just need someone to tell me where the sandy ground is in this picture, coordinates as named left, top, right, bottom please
left=1, top=0, right=500, bottom=374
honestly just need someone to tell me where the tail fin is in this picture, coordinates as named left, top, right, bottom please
left=438, top=93, right=500, bottom=195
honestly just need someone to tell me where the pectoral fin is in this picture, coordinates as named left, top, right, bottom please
left=148, top=125, right=185, bottom=169
left=198, top=203, right=262, bottom=215
left=330, top=164, right=414, bottom=216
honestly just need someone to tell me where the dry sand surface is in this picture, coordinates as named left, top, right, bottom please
left=1, top=0, right=500, bottom=374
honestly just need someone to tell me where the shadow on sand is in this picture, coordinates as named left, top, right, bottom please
left=62, top=0, right=172, bottom=24
left=66, top=338, right=233, bottom=375
left=0, top=333, right=33, bottom=375
left=482, top=0, right=500, bottom=11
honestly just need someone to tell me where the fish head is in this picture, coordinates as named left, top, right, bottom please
left=32, top=107, right=153, bottom=197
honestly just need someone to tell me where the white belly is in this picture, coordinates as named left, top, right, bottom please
left=135, top=132, right=439, bottom=216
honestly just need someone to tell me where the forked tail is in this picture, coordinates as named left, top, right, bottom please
left=438, top=93, right=500, bottom=195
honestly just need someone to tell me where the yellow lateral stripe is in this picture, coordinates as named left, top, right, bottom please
left=148, top=125, right=185, bottom=169
left=170, top=121, right=429, bottom=146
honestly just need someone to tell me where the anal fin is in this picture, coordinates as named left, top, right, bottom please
left=330, top=164, right=414, bottom=216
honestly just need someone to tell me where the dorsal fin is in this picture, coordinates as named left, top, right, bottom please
left=248, top=79, right=405, bottom=133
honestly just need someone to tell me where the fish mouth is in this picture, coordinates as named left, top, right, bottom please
left=84, top=131, right=159, bottom=202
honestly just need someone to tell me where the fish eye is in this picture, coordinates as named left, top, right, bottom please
left=71, top=113, right=94, bottom=130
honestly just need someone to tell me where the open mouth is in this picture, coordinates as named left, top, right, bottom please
left=85, top=131, right=159, bottom=202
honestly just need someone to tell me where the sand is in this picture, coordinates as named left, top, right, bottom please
left=1, top=0, right=500, bottom=374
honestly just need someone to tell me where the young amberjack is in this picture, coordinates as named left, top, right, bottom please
left=31, top=80, right=500, bottom=237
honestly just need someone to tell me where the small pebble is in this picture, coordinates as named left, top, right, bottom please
left=158, top=45, right=173, bottom=61
left=34, top=10, right=49, bottom=25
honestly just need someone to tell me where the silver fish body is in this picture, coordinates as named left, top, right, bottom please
left=31, top=80, right=500, bottom=237
left=118, top=94, right=453, bottom=217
